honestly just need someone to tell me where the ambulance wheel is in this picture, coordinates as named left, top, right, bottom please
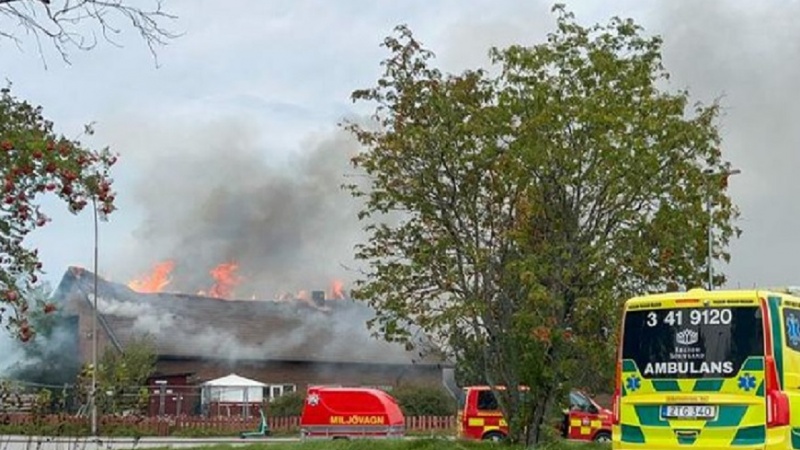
left=593, top=431, right=611, bottom=443
left=482, top=431, right=505, bottom=442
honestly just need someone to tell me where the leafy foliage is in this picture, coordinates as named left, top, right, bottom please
left=0, top=84, right=118, bottom=340
left=343, top=4, right=737, bottom=445
left=390, top=385, right=455, bottom=416
left=76, top=336, right=156, bottom=415
left=268, top=391, right=304, bottom=417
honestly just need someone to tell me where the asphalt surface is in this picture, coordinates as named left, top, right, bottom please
left=0, top=436, right=302, bottom=450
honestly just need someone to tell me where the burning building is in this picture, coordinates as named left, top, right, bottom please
left=54, top=266, right=449, bottom=415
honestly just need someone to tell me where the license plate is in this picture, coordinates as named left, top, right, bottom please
left=661, top=404, right=717, bottom=419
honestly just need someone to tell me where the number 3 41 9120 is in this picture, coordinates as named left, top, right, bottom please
left=646, top=309, right=732, bottom=327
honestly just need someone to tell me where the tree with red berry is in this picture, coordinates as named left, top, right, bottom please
left=0, top=83, right=118, bottom=341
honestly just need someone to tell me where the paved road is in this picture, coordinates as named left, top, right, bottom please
left=0, top=436, right=302, bottom=450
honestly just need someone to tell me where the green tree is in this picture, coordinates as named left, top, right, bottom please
left=343, top=5, right=738, bottom=445
left=77, top=336, right=156, bottom=415
left=0, top=0, right=178, bottom=63
left=0, top=84, right=117, bottom=341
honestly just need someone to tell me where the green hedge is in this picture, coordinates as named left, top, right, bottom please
left=389, top=385, right=456, bottom=416
left=269, top=391, right=305, bottom=417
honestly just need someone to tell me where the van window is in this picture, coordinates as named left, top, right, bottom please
left=477, top=391, right=498, bottom=411
left=783, top=307, right=800, bottom=352
left=622, top=306, right=763, bottom=379
left=569, top=391, right=592, bottom=411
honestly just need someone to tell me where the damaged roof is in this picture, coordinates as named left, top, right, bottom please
left=54, top=266, right=445, bottom=367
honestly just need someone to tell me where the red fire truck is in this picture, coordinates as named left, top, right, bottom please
left=299, top=386, right=405, bottom=440
left=457, top=385, right=612, bottom=443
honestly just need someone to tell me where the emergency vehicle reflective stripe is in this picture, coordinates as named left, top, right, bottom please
left=570, top=418, right=602, bottom=436
left=467, top=416, right=509, bottom=437
left=468, top=417, right=505, bottom=427
left=619, top=356, right=767, bottom=446
left=622, top=358, right=766, bottom=396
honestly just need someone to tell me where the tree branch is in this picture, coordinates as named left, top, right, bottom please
left=0, top=0, right=180, bottom=66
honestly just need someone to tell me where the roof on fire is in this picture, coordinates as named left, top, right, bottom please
left=54, top=266, right=446, bottom=367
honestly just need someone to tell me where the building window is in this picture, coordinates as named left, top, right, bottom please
left=264, top=384, right=296, bottom=402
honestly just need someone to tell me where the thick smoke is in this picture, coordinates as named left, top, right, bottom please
left=91, top=291, right=431, bottom=366
left=120, top=120, right=370, bottom=298
left=0, top=333, right=23, bottom=375
left=648, top=0, right=800, bottom=287
left=0, top=285, right=80, bottom=385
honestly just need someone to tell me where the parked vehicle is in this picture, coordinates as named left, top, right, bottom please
left=613, top=288, right=798, bottom=449
left=562, top=390, right=613, bottom=442
left=457, top=385, right=612, bottom=442
left=299, top=386, right=405, bottom=440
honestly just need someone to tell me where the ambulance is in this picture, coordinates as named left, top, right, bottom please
left=457, top=385, right=612, bottom=442
left=613, top=288, right=800, bottom=449
left=299, top=386, right=405, bottom=439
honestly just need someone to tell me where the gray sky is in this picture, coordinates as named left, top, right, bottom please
left=0, top=0, right=795, bottom=296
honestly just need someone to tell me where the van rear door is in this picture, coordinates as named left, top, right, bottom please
left=618, top=300, right=766, bottom=448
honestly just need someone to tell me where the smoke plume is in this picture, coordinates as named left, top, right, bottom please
left=80, top=269, right=435, bottom=366
left=647, top=0, right=800, bottom=286
left=0, top=284, right=80, bottom=385
left=117, top=118, right=370, bottom=298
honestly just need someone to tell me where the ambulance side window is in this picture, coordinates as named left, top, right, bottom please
left=783, top=307, right=800, bottom=352
left=477, top=391, right=498, bottom=411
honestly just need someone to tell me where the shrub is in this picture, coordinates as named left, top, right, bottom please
left=390, top=385, right=456, bottom=416
left=268, top=391, right=305, bottom=417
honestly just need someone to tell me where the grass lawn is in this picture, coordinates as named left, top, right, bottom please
left=146, top=439, right=610, bottom=450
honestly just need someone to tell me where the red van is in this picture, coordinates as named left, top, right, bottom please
left=458, top=385, right=612, bottom=443
left=299, top=386, right=405, bottom=440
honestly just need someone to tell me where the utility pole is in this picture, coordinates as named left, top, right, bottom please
left=704, top=168, right=741, bottom=290
left=91, top=196, right=99, bottom=436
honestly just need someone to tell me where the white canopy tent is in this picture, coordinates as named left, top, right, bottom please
left=200, top=373, right=267, bottom=417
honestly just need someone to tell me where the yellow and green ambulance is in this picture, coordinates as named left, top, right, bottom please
left=613, top=288, right=800, bottom=449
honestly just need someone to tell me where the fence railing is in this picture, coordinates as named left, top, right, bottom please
left=0, top=413, right=457, bottom=436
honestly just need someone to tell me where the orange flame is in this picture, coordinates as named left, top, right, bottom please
left=127, top=258, right=345, bottom=303
left=205, top=262, right=243, bottom=299
left=128, top=260, right=175, bottom=293
left=329, top=280, right=345, bottom=299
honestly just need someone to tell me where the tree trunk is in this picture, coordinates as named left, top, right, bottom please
left=526, top=391, right=555, bottom=446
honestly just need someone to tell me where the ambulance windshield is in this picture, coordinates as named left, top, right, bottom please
left=622, top=305, right=763, bottom=379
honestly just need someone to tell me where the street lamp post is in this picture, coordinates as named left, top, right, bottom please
left=704, top=168, right=741, bottom=290
left=91, top=196, right=99, bottom=436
